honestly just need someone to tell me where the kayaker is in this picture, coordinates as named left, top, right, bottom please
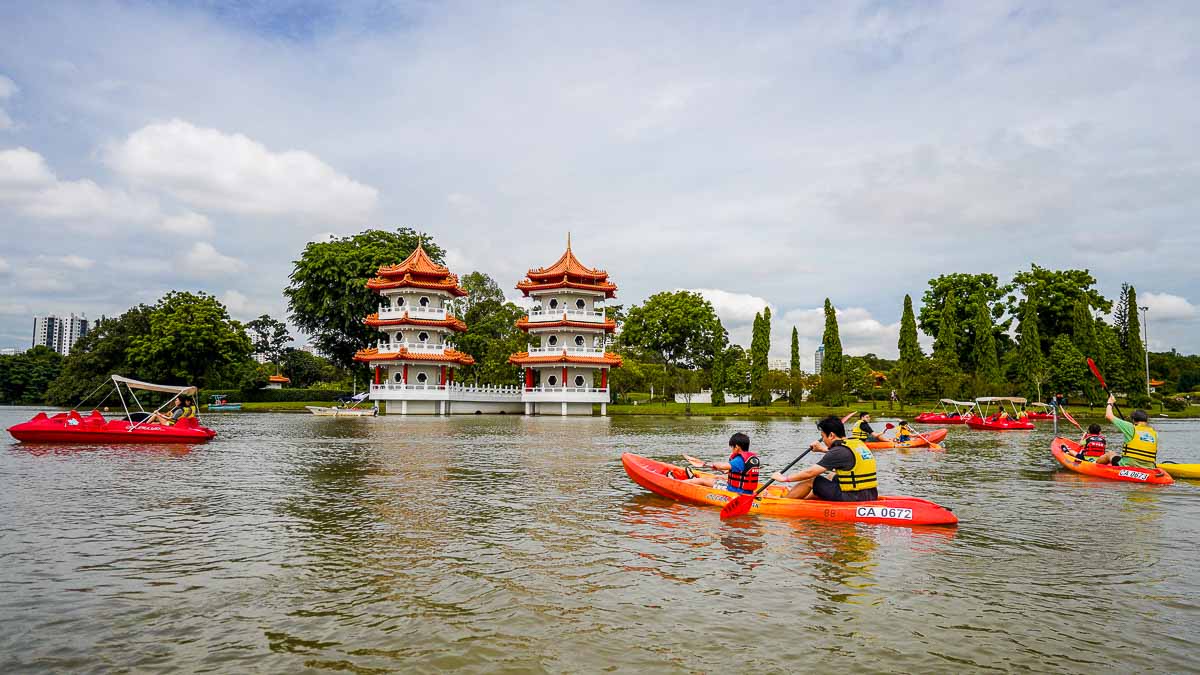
left=1076, top=424, right=1108, bottom=459
left=1095, top=395, right=1158, bottom=468
left=893, top=420, right=916, bottom=444
left=675, top=432, right=761, bottom=495
left=770, top=416, right=879, bottom=502
left=849, top=412, right=886, bottom=443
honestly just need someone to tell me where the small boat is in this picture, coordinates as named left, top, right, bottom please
left=621, top=453, right=958, bottom=527
left=913, top=399, right=977, bottom=425
left=206, top=394, right=242, bottom=411
left=1025, top=402, right=1056, bottom=421
left=305, top=405, right=377, bottom=417
left=7, top=376, right=217, bottom=444
left=966, top=397, right=1036, bottom=430
left=1157, top=462, right=1200, bottom=480
left=865, top=428, right=948, bottom=449
left=1051, top=438, right=1173, bottom=484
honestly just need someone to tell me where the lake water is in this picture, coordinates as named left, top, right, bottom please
left=2, top=407, right=1198, bottom=673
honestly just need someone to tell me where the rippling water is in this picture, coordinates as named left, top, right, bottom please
left=2, top=407, right=1199, bottom=673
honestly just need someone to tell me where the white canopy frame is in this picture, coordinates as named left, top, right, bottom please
left=109, top=375, right=198, bottom=431
left=936, top=399, right=979, bottom=415
left=974, top=396, right=1027, bottom=417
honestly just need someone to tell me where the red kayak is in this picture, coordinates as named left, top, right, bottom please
left=966, top=416, right=1035, bottom=431
left=7, top=410, right=216, bottom=444
left=1051, top=438, right=1172, bottom=485
left=621, top=453, right=958, bottom=526
left=865, top=428, right=948, bottom=449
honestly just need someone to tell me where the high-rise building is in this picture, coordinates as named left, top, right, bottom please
left=814, top=344, right=824, bottom=374
left=32, top=314, right=90, bottom=356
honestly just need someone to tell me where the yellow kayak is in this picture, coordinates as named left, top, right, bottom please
left=1158, top=462, right=1200, bottom=479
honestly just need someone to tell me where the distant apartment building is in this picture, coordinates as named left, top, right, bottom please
left=0, top=348, right=19, bottom=356
left=814, top=344, right=824, bottom=373
left=32, top=313, right=90, bottom=356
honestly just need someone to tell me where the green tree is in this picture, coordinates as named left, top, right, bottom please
left=0, top=346, right=64, bottom=404
left=1093, top=320, right=1127, bottom=398
left=789, top=326, right=802, bottom=405
left=820, top=298, right=844, bottom=376
left=281, top=348, right=339, bottom=388
left=1070, top=299, right=1101, bottom=404
left=450, top=271, right=528, bottom=386
left=1013, top=291, right=1046, bottom=400
left=45, top=307, right=154, bottom=405
left=1122, top=285, right=1147, bottom=399
left=896, top=294, right=923, bottom=403
left=286, top=228, right=443, bottom=366
left=750, top=307, right=772, bottom=406
left=969, top=296, right=1001, bottom=393
left=1047, top=334, right=1086, bottom=395
left=245, top=314, right=292, bottom=368
left=919, top=273, right=1014, bottom=367
left=619, top=291, right=726, bottom=371
left=932, top=291, right=959, bottom=368
left=129, top=291, right=253, bottom=387
left=710, top=343, right=728, bottom=406
left=1009, top=265, right=1112, bottom=353
left=724, top=344, right=751, bottom=398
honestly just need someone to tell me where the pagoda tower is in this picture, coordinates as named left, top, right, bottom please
left=355, top=244, right=496, bottom=415
left=509, top=237, right=622, bottom=416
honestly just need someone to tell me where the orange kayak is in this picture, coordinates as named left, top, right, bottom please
left=1050, top=438, right=1173, bottom=485
left=621, top=453, right=958, bottom=527
left=865, top=428, right=948, bottom=450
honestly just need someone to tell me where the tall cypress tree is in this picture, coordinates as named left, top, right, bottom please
left=1015, top=291, right=1045, bottom=400
left=1124, top=285, right=1146, bottom=397
left=897, top=294, right=923, bottom=403
left=789, top=326, right=801, bottom=405
left=821, top=299, right=843, bottom=375
left=970, top=296, right=1001, bottom=392
left=750, top=307, right=772, bottom=406
left=1071, top=299, right=1099, bottom=404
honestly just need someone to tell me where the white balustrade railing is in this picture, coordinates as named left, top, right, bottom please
left=371, top=382, right=447, bottom=391
left=527, top=346, right=605, bottom=355
left=375, top=341, right=446, bottom=353
left=377, top=305, right=447, bottom=320
left=528, top=309, right=606, bottom=321
left=524, top=386, right=609, bottom=394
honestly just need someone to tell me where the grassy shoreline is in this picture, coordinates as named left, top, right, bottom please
left=604, top=400, right=1200, bottom=420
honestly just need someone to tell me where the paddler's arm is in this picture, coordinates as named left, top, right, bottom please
left=681, top=454, right=731, bottom=471
left=1104, top=394, right=1117, bottom=422
left=771, top=463, right=826, bottom=484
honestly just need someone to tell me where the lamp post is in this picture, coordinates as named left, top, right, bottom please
left=1139, top=305, right=1150, bottom=396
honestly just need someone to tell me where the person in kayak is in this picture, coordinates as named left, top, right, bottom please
left=893, top=420, right=916, bottom=444
left=849, top=412, right=886, bottom=443
left=770, top=416, right=879, bottom=502
left=1095, top=395, right=1158, bottom=468
left=674, top=432, right=760, bottom=495
left=1075, top=424, right=1108, bottom=459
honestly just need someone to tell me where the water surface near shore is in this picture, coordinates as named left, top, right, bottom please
left=2, top=408, right=1198, bottom=672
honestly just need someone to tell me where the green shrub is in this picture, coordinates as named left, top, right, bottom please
left=201, top=388, right=350, bottom=403
left=1163, top=397, right=1188, bottom=412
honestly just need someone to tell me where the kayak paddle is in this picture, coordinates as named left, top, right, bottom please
left=1086, top=358, right=1125, bottom=420
left=720, top=448, right=813, bottom=520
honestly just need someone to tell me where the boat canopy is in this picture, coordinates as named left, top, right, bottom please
left=112, top=375, right=198, bottom=396
left=941, top=399, right=978, bottom=406
left=1028, top=402, right=1053, bottom=409
left=975, top=396, right=1028, bottom=403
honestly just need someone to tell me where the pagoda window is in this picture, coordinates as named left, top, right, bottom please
left=418, top=332, right=429, bottom=342
left=575, top=298, right=586, bottom=310
left=395, top=332, right=403, bottom=343
left=549, top=298, right=559, bottom=309
left=548, top=335, right=558, bottom=346
left=547, top=375, right=558, bottom=387
left=574, top=335, right=584, bottom=346
left=396, top=296, right=405, bottom=307
left=393, top=372, right=403, bottom=383
left=419, top=296, right=430, bottom=307
left=574, top=375, right=585, bottom=387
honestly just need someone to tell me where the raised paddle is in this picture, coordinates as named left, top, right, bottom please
left=1087, top=358, right=1125, bottom=420
left=720, top=448, right=814, bottom=520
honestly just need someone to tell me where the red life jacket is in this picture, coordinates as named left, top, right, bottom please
left=1082, top=435, right=1107, bottom=458
left=727, top=449, right=760, bottom=494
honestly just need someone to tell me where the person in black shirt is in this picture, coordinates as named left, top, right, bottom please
left=771, top=416, right=880, bottom=502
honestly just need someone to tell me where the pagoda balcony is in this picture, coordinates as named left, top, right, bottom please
left=528, top=308, right=606, bottom=322
left=377, top=305, right=447, bottom=320
left=374, top=341, right=448, bottom=353
left=370, top=382, right=522, bottom=402
left=521, top=386, right=610, bottom=403
left=526, top=346, right=606, bottom=356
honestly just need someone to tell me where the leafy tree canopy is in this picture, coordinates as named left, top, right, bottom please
left=450, top=271, right=528, bottom=387
left=1009, top=265, right=1111, bottom=353
left=129, top=291, right=253, bottom=387
left=246, top=314, right=292, bottom=365
left=0, top=346, right=63, bottom=405
left=919, top=273, right=1014, bottom=367
left=620, top=291, right=726, bottom=370
left=46, top=305, right=154, bottom=405
left=286, top=228, right=443, bottom=366
left=821, top=298, right=844, bottom=376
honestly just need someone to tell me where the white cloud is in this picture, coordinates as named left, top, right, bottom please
left=0, top=256, right=9, bottom=275
left=1142, top=292, right=1197, bottom=322
left=106, top=119, right=378, bottom=224
left=686, top=288, right=770, bottom=326
left=220, top=289, right=253, bottom=318
left=181, top=242, right=245, bottom=277
left=0, top=147, right=55, bottom=188
left=35, top=254, right=95, bottom=270
left=0, top=147, right=159, bottom=223
left=159, top=211, right=214, bottom=237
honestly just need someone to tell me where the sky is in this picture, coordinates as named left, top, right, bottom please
left=0, top=0, right=1198, bottom=370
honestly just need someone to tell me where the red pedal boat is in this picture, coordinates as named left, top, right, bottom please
left=1051, top=438, right=1173, bottom=485
left=966, top=397, right=1035, bottom=430
left=621, top=453, right=958, bottom=527
left=913, top=399, right=977, bottom=425
left=6, top=375, right=216, bottom=444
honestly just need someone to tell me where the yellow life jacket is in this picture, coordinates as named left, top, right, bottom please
left=1122, top=423, right=1158, bottom=463
left=851, top=419, right=870, bottom=440
left=180, top=405, right=197, bottom=419
left=835, top=438, right=878, bottom=491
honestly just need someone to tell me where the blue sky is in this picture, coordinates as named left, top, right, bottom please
left=1, top=1, right=1198, bottom=368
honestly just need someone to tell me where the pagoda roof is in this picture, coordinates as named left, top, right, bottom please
left=516, top=236, right=617, bottom=298
left=354, top=347, right=476, bottom=366
left=367, top=244, right=467, bottom=296
left=516, top=316, right=617, bottom=333
left=364, top=312, right=468, bottom=332
left=508, top=351, right=623, bottom=367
